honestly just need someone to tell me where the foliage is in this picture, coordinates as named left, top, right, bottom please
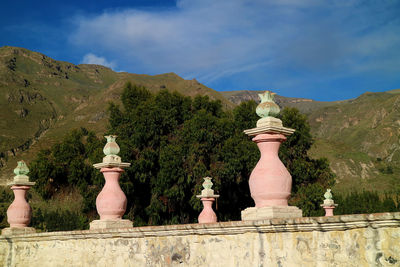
left=29, top=128, right=103, bottom=214
left=290, top=183, right=326, bottom=217
left=31, top=207, right=88, bottom=231
left=109, top=83, right=336, bottom=224
left=334, top=191, right=399, bottom=215
left=0, top=187, right=13, bottom=228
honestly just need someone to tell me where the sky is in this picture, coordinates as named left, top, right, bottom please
left=1, top=0, right=400, bottom=101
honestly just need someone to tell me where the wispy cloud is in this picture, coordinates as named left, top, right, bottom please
left=68, top=0, right=400, bottom=99
left=81, top=53, right=116, bottom=69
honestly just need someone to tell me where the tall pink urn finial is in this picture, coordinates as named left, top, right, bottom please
left=241, top=91, right=302, bottom=221
left=196, top=177, right=219, bottom=223
left=2, top=160, right=36, bottom=236
left=90, top=135, right=133, bottom=230
left=321, top=189, right=338, bottom=216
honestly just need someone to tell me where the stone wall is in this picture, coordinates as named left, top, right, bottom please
left=0, top=213, right=399, bottom=267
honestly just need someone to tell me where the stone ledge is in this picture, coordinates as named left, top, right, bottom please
left=1, top=227, right=35, bottom=236
left=1, top=212, right=399, bottom=242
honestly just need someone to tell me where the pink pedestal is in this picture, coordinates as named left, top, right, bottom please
left=96, top=167, right=127, bottom=220
left=7, top=185, right=32, bottom=228
left=249, top=133, right=291, bottom=207
left=323, top=206, right=335, bottom=217
left=198, top=198, right=217, bottom=223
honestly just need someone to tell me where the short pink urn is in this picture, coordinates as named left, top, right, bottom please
left=3, top=160, right=36, bottom=235
left=249, top=133, right=291, bottom=207
left=196, top=177, right=219, bottom=223
left=7, top=185, right=32, bottom=227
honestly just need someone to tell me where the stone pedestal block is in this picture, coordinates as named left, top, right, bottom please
left=1, top=227, right=35, bottom=236
left=89, top=219, right=133, bottom=230
left=241, top=206, right=302, bottom=221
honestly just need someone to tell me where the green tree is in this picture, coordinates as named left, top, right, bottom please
left=109, top=84, right=336, bottom=223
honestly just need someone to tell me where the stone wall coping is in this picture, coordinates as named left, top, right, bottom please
left=1, top=212, right=399, bottom=242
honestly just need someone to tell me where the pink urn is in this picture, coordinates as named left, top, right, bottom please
left=249, top=133, right=291, bottom=207
left=198, top=198, right=217, bottom=223
left=96, top=167, right=127, bottom=220
left=7, top=185, right=32, bottom=227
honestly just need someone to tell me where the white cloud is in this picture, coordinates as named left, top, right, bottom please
left=69, top=0, right=400, bottom=97
left=81, top=53, right=116, bottom=69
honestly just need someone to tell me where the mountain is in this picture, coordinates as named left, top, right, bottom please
left=0, top=46, right=233, bottom=184
left=307, top=90, right=400, bottom=192
left=1, top=46, right=399, bottom=194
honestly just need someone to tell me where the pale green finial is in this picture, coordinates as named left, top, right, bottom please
left=196, top=177, right=219, bottom=198
left=103, top=135, right=120, bottom=156
left=322, top=189, right=336, bottom=207
left=256, top=91, right=280, bottom=118
left=202, top=177, right=213, bottom=190
left=93, top=134, right=131, bottom=168
left=14, top=160, right=29, bottom=176
left=324, top=189, right=333, bottom=200
left=9, top=160, right=35, bottom=186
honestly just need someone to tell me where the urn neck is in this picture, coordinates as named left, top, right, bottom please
left=100, top=168, right=123, bottom=185
left=201, top=198, right=215, bottom=209
left=252, top=133, right=286, bottom=157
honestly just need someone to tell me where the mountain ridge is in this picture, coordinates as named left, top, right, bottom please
left=1, top=46, right=400, bottom=194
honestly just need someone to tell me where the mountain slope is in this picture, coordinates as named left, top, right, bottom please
left=0, top=46, right=233, bottom=184
left=308, top=90, right=400, bottom=192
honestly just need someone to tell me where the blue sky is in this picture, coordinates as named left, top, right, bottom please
left=1, top=0, right=399, bottom=101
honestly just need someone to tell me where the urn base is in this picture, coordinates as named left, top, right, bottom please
left=90, top=219, right=133, bottom=230
left=241, top=206, right=302, bottom=221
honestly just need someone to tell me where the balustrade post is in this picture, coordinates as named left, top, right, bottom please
left=90, top=135, right=133, bottom=230
left=241, top=91, right=302, bottom=220
left=321, top=189, right=338, bottom=216
left=196, top=177, right=219, bottom=223
left=2, top=160, right=36, bottom=236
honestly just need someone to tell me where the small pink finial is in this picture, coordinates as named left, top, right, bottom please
left=321, top=189, right=338, bottom=217
left=196, top=177, right=219, bottom=223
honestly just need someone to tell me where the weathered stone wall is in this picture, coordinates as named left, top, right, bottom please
left=0, top=213, right=399, bottom=267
